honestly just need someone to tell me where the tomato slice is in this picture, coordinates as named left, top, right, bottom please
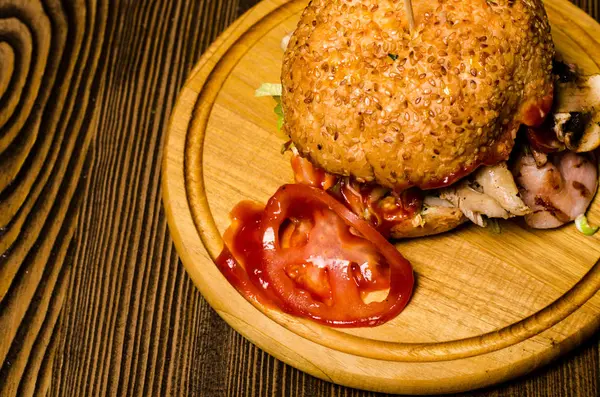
left=216, top=184, right=414, bottom=327
left=216, top=201, right=283, bottom=308
left=260, top=184, right=414, bottom=327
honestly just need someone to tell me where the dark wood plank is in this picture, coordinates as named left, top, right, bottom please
left=0, top=0, right=107, bottom=394
left=0, top=0, right=597, bottom=396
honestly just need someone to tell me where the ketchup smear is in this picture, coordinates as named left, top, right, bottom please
left=215, top=201, right=282, bottom=309
left=215, top=184, right=414, bottom=327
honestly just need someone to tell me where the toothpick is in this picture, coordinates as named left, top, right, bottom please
left=405, top=0, right=415, bottom=32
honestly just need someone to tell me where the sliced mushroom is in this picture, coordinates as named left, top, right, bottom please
left=553, top=74, right=600, bottom=152
left=554, top=74, right=600, bottom=113
left=553, top=110, right=600, bottom=152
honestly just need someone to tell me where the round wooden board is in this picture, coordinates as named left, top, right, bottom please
left=162, top=0, right=600, bottom=394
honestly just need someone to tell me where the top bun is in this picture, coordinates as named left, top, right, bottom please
left=281, top=0, right=555, bottom=190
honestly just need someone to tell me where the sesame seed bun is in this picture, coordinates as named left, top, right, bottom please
left=281, top=0, right=555, bottom=190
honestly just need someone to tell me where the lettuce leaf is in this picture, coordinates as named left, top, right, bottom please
left=255, top=83, right=283, bottom=97
left=256, top=83, right=285, bottom=131
left=274, top=96, right=284, bottom=130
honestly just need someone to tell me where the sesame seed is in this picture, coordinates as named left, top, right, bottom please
left=281, top=0, right=555, bottom=189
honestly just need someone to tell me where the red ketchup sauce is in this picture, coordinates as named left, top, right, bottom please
left=335, top=179, right=422, bottom=238
left=419, top=94, right=554, bottom=190
left=526, top=125, right=565, bottom=153
left=291, top=154, right=422, bottom=237
left=520, top=93, right=554, bottom=128
left=215, top=202, right=282, bottom=308
left=215, top=184, right=414, bottom=327
left=291, top=155, right=337, bottom=190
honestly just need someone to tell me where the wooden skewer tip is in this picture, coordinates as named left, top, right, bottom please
left=405, top=0, right=415, bottom=32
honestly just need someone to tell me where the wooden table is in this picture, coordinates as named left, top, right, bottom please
left=0, top=0, right=598, bottom=395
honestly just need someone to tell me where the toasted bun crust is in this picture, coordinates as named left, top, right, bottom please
left=389, top=206, right=467, bottom=239
left=282, top=0, right=554, bottom=190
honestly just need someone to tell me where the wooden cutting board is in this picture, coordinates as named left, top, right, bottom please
left=162, top=0, right=600, bottom=394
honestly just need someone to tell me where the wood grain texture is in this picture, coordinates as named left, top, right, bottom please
left=0, top=0, right=598, bottom=396
left=166, top=0, right=600, bottom=392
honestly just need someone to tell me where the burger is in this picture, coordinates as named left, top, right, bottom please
left=277, top=0, right=600, bottom=238
left=216, top=0, right=600, bottom=327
